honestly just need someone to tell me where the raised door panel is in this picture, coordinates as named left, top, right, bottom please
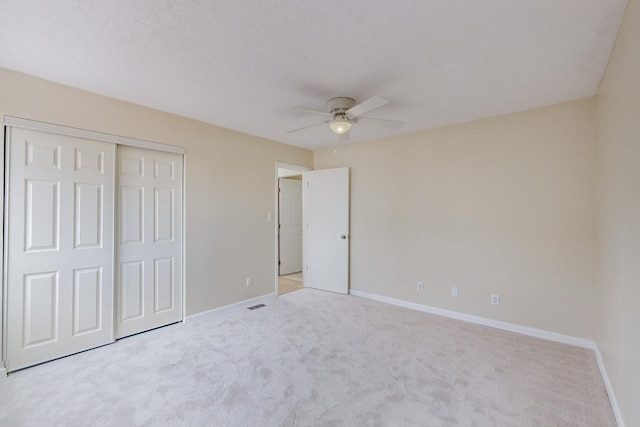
left=23, top=272, right=59, bottom=347
left=120, top=261, right=144, bottom=321
left=154, top=257, right=174, bottom=313
left=120, top=186, right=144, bottom=244
left=74, top=147, right=104, bottom=174
left=74, top=183, right=103, bottom=249
left=72, top=267, right=102, bottom=336
left=121, top=156, right=144, bottom=177
left=154, top=188, right=174, bottom=242
left=25, top=140, right=61, bottom=170
left=25, top=180, right=60, bottom=252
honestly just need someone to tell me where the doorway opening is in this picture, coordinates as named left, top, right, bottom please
left=275, top=163, right=310, bottom=296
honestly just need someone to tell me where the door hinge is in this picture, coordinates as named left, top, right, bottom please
left=278, top=260, right=281, bottom=266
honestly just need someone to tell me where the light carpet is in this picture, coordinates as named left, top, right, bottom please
left=0, top=288, right=615, bottom=426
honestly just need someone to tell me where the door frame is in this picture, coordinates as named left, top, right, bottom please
left=1, top=116, right=186, bottom=374
left=274, top=162, right=310, bottom=295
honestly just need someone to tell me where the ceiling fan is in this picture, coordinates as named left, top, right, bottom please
left=287, top=96, right=403, bottom=140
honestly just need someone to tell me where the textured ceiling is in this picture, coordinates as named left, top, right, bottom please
left=0, top=1, right=628, bottom=150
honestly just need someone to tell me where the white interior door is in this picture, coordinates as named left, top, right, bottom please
left=279, top=178, right=303, bottom=275
left=5, top=127, right=114, bottom=371
left=116, top=146, right=183, bottom=339
left=303, top=167, right=349, bottom=294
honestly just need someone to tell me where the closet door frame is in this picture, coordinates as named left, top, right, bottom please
left=1, top=116, right=186, bottom=375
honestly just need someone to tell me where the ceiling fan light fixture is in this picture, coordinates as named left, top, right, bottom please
left=329, top=117, right=352, bottom=135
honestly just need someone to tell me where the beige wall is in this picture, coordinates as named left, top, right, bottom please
left=596, top=0, right=640, bottom=425
left=315, top=98, right=598, bottom=339
left=0, top=68, right=313, bottom=357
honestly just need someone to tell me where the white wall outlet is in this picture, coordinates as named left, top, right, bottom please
left=267, top=213, right=273, bottom=222
left=417, top=281, right=424, bottom=291
left=491, top=293, right=500, bottom=305
left=451, top=287, right=458, bottom=298
left=246, top=277, right=252, bottom=287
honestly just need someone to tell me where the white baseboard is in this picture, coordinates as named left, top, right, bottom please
left=0, top=367, right=6, bottom=380
left=350, top=289, right=595, bottom=349
left=594, top=346, right=625, bottom=427
left=185, top=292, right=277, bottom=322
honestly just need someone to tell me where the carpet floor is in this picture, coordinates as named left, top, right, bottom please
left=0, top=288, right=615, bottom=426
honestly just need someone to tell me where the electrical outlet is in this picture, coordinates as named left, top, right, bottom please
left=417, top=281, right=424, bottom=291
left=451, top=287, right=458, bottom=298
left=246, top=277, right=252, bottom=287
left=491, top=293, right=500, bottom=305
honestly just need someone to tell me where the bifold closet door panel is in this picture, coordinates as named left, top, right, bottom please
left=116, top=146, right=183, bottom=339
left=5, top=127, right=115, bottom=372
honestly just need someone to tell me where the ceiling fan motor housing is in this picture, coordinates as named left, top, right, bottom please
left=326, top=97, right=356, bottom=117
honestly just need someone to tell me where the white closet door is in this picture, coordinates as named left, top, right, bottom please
left=116, top=146, right=183, bottom=339
left=5, top=128, right=115, bottom=371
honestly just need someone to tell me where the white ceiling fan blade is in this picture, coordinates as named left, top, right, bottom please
left=286, top=120, right=330, bottom=134
left=355, top=116, right=404, bottom=129
left=346, top=96, right=389, bottom=118
left=293, top=106, right=333, bottom=117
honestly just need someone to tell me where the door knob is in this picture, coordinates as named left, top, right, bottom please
left=340, top=235, right=347, bottom=239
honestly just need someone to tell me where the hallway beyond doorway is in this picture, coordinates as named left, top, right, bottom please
left=278, top=273, right=304, bottom=295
